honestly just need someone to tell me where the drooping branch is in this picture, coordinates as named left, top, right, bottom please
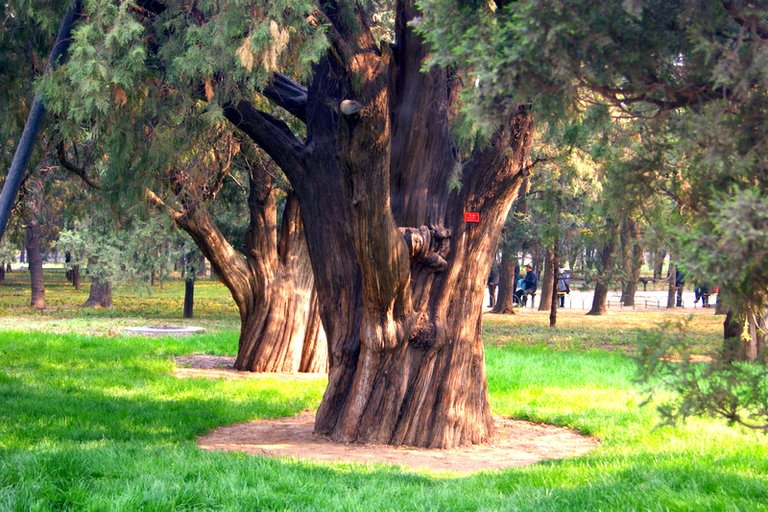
left=56, top=142, right=100, bottom=189
left=223, top=101, right=306, bottom=181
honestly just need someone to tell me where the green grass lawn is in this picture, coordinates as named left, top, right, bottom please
left=1, top=273, right=766, bottom=510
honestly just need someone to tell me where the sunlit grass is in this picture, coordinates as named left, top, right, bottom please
left=1, top=273, right=767, bottom=510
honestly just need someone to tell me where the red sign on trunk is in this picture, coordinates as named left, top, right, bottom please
left=464, top=212, right=480, bottom=223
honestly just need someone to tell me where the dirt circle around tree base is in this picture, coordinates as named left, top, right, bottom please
left=179, top=356, right=598, bottom=473
left=198, top=414, right=598, bottom=474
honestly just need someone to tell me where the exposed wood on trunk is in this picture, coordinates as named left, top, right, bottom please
left=149, top=154, right=327, bottom=373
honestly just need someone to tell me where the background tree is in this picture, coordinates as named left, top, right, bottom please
left=419, top=0, right=768, bottom=427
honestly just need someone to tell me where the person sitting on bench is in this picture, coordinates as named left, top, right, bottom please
left=514, top=264, right=538, bottom=306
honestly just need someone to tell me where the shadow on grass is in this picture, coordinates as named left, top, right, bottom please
left=1, top=330, right=766, bottom=510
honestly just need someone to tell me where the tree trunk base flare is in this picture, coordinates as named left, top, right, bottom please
left=82, top=278, right=112, bottom=307
left=586, top=283, right=609, bottom=316
left=166, top=182, right=328, bottom=374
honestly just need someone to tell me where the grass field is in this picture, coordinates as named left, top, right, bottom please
left=1, top=271, right=766, bottom=510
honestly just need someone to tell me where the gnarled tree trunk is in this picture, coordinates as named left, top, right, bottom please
left=157, top=157, right=327, bottom=374
left=226, top=0, right=534, bottom=447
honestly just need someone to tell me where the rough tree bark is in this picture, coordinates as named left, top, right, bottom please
left=587, top=219, right=618, bottom=316
left=83, top=276, right=112, bottom=307
left=619, top=217, right=642, bottom=307
left=150, top=157, right=327, bottom=373
left=225, top=0, right=534, bottom=447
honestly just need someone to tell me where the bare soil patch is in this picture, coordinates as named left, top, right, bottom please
left=198, top=412, right=598, bottom=474
left=173, top=355, right=325, bottom=380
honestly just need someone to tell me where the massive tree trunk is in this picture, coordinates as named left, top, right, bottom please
left=83, top=276, right=112, bottom=307
left=225, top=0, right=534, bottom=447
left=619, top=217, right=642, bottom=307
left=26, top=219, right=45, bottom=309
left=587, top=220, right=618, bottom=316
left=157, top=158, right=327, bottom=374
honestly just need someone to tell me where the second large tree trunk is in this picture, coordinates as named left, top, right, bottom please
left=165, top=160, right=327, bottom=374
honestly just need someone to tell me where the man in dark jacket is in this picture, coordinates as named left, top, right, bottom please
left=514, top=264, right=538, bottom=306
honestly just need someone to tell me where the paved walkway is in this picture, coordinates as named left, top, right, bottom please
left=486, top=288, right=718, bottom=311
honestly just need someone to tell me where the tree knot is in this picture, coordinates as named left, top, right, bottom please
left=399, top=224, right=451, bottom=271
left=408, top=312, right=437, bottom=349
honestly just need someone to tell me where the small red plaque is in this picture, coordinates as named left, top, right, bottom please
left=464, top=211, right=480, bottom=223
